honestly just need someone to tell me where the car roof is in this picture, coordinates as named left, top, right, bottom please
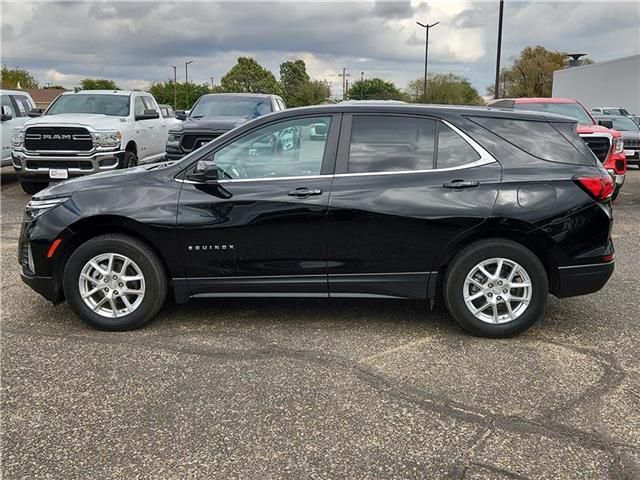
left=593, top=114, right=631, bottom=119
left=0, top=89, right=32, bottom=95
left=60, top=90, right=134, bottom=96
left=200, top=93, right=275, bottom=99
left=492, top=97, right=578, bottom=105
left=280, top=103, right=577, bottom=123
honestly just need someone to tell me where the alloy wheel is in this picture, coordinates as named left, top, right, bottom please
left=463, top=257, right=532, bottom=324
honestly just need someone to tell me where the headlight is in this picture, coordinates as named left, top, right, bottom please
left=25, top=197, right=70, bottom=220
left=614, top=138, right=624, bottom=154
left=11, top=130, right=25, bottom=148
left=167, top=132, right=181, bottom=146
left=93, top=131, right=122, bottom=148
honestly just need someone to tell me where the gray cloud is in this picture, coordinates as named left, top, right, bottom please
left=1, top=1, right=638, bottom=98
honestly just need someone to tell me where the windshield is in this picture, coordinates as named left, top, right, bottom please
left=190, top=96, right=271, bottom=119
left=46, top=94, right=130, bottom=116
left=514, top=102, right=593, bottom=125
left=605, top=116, right=640, bottom=131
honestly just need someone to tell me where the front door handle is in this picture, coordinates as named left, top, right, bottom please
left=443, top=179, right=480, bottom=189
left=288, top=187, right=323, bottom=198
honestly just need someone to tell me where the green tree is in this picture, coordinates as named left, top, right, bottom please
left=347, top=78, right=405, bottom=101
left=1, top=65, right=38, bottom=89
left=298, top=80, right=332, bottom=106
left=279, top=60, right=311, bottom=107
left=220, top=57, right=282, bottom=95
left=147, top=80, right=211, bottom=110
left=407, top=73, right=484, bottom=105
left=80, top=78, right=120, bottom=90
left=487, top=46, right=593, bottom=98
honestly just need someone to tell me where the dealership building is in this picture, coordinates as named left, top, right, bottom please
left=552, top=54, right=640, bottom=114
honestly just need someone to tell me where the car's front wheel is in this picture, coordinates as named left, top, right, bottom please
left=63, top=234, right=167, bottom=330
left=443, top=239, right=548, bottom=337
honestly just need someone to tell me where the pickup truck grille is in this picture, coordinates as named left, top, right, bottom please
left=26, top=160, right=93, bottom=171
left=580, top=135, right=611, bottom=163
left=25, top=127, right=93, bottom=152
left=181, top=133, right=222, bottom=152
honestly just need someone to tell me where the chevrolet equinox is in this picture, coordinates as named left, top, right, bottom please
left=19, top=104, right=615, bottom=337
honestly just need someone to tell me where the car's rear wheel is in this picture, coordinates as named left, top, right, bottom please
left=63, top=234, right=167, bottom=330
left=443, top=239, right=548, bottom=337
left=20, top=180, right=48, bottom=195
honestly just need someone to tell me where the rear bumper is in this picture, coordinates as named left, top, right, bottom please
left=551, top=261, right=614, bottom=298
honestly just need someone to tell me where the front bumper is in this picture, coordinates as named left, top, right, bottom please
left=12, top=149, right=123, bottom=179
left=20, top=272, right=61, bottom=303
left=165, top=150, right=186, bottom=161
left=551, top=261, right=614, bottom=298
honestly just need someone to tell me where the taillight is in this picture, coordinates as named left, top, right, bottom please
left=574, top=175, right=614, bottom=201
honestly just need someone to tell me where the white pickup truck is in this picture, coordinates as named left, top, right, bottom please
left=11, top=90, right=168, bottom=194
left=1, top=89, right=38, bottom=168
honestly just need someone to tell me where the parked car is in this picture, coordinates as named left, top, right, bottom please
left=158, top=103, right=182, bottom=129
left=11, top=90, right=168, bottom=194
left=19, top=104, right=615, bottom=337
left=1, top=89, right=38, bottom=167
left=594, top=114, right=640, bottom=167
left=591, top=106, right=635, bottom=117
left=489, top=97, right=627, bottom=200
left=166, top=93, right=286, bottom=161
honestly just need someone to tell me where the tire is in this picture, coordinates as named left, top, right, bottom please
left=119, top=151, right=138, bottom=169
left=63, top=234, right=167, bottom=331
left=20, top=181, right=48, bottom=195
left=611, top=186, right=620, bottom=202
left=443, top=239, right=548, bottom=338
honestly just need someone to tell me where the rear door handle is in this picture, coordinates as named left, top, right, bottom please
left=443, top=179, right=480, bottom=189
left=288, top=187, right=323, bottom=197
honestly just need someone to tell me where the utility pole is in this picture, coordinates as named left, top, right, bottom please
left=360, top=71, right=364, bottom=100
left=171, top=65, right=177, bottom=110
left=338, top=68, right=350, bottom=101
left=210, top=76, right=214, bottom=90
left=494, top=0, right=505, bottom=99
left=416, top=20, right=439, bottom=102
left=185, top=59, right=193, bottom=108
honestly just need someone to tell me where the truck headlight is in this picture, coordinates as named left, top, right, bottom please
left=93, top=131, right=122, bottom=148
left=614, top=138, right=624, bottom=154
left=25, top=197, right=70, bottom=220
left=167, top=133, right=181, bottom=146
left=11, top=130, right=25, bottom=148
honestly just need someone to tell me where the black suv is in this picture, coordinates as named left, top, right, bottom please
left=166, top=93, right=286, bottom=160
left=19, top=104, right=615, bottom=337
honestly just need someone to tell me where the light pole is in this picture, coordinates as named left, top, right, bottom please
left=185, top=60, right=193, bottom=108
left=493, top=0, right=504, bottom=99
left=416, top=20, right=439, bottom=102
left=171, top=65, right=177, bottom=110
left=360, top=71, right=364, bottom=100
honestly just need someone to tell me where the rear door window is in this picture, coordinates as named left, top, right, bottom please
left=348, top=115, right=436, bottom=173
left=436, top=123, right=480, bottom=169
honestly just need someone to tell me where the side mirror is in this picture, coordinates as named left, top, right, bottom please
left=135, top=109, right=160, bottom=121
left=598, top=119, right=613, bottom=129
left=1, top=105, right=13, bottom=121
left=188, top=160, right=218, bottom=182
left=175, top=110, right=188, bottom=120
left=27, top=108, right=43, bottom=117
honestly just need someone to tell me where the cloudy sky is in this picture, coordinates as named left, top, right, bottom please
left=2, top=0, right=639, bottom=98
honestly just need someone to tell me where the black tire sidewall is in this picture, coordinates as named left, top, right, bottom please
left=20, top=181, right=48, bottom=195
left=444, top=240, right=548, bottom=337
left=119, top=151, right=138, bottom=169
left=63, top=235, right=166, bottom=330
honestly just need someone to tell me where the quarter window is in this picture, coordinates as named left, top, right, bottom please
left=348, top=115, right=436, bottom=173
left=436, top=123, right=480, bottom=169
left=213, top=116, right=331, bottom=180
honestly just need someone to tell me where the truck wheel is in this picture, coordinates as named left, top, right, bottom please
left=443, top=239, right=548, bottom=338
left=63, top=234, right=167, bottom=331
left=20, top=181, right=48, bottom=195
left=119, top=151, right=138, bottom=169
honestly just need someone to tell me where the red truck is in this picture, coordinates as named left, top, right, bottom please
left=489, top=97, right=627, bottom=200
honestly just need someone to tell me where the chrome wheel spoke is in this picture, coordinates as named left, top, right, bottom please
left=491, top=304, right=499, bottom=323
left=465, top=291, right=484, bottom=301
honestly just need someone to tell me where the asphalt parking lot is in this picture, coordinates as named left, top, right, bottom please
left=1, top=167, right=639, bottom=479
